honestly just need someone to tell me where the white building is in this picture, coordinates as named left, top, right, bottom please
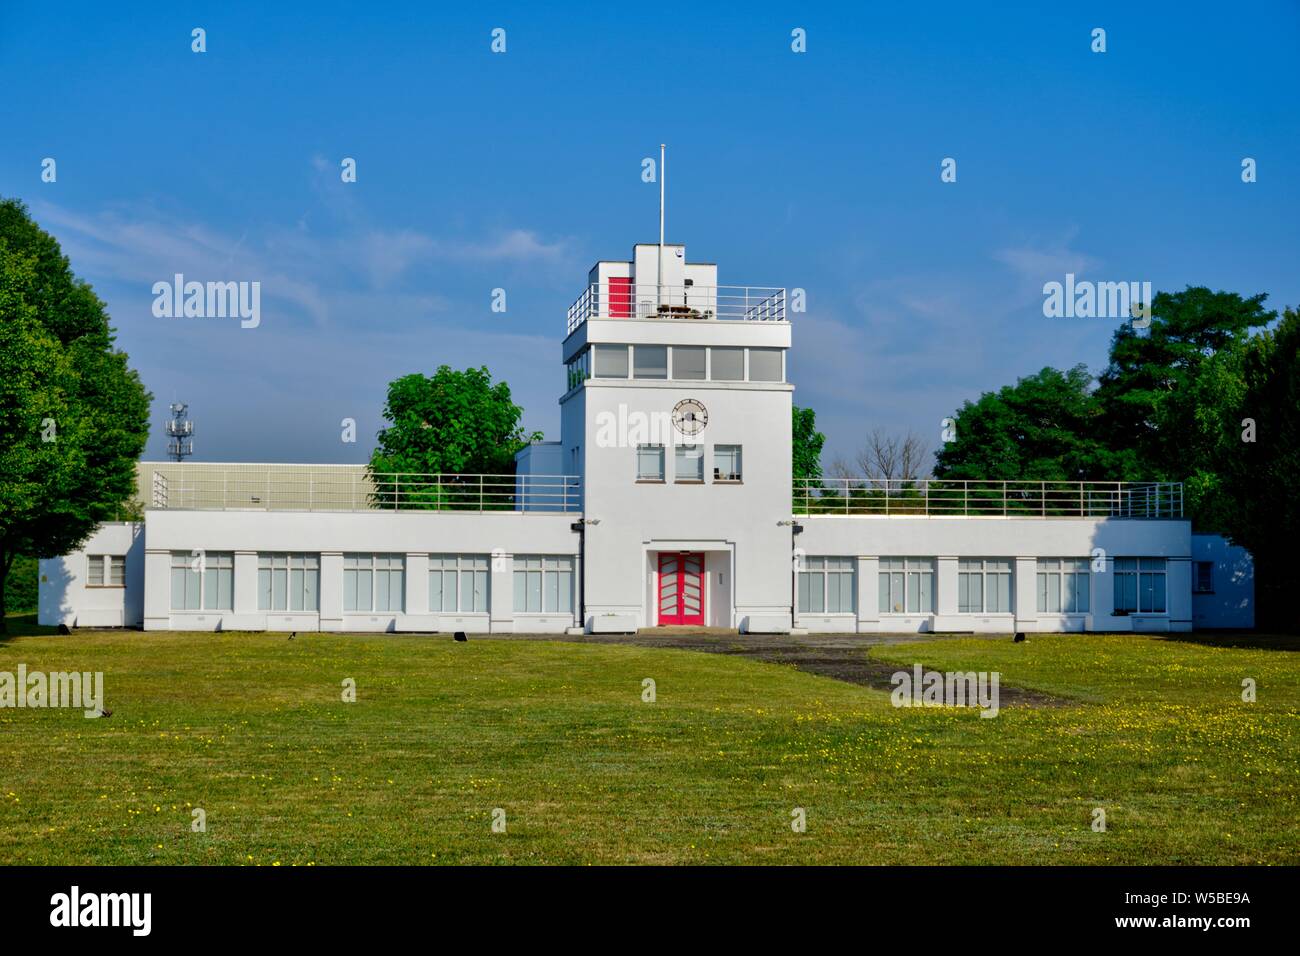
left=40, top=242, right=1253, bottom=634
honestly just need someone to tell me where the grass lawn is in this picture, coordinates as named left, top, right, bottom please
left=1, top=613, right=1296, bottom=865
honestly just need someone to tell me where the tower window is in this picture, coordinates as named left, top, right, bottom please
left=636, top=444, right=665, bottom=481
left=714, top=445, right=742, bottom=482
left=672, top=346, right=706, bottom=380
left=749, top=348, right=784, bottom=382
left=675, top=445, right=704, bottom=482
left=593, top=344, right=629, bottom=378
left=711, top=347, right=744, bottom=381
left=633, top=345, right=668, bottom=379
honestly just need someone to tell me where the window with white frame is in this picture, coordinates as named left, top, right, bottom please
left=87, top=555, right=125, bottom=587
left=429, top=554, right=489, bottom=613
left=710, top=347, right=744, bottom=381
left=344, top=553, right=405, bottom=612
left=672, top=345, right=706, bottom=380
left=748, top=347, right=784, bottom=382
left=1113, top=558, right=1166, bottom=614
left=675, top=444, right=704, bottom=482
left=592, top=344, right=629, bottom=378
left=632, top=344, right=667, bottom=379
left=878, top=557, right=935, bottom=614
left=170, top=551, right=233, bottom=611
left=1037, top=558, right=1091, bottom=613
left=637, top=444, right=665, bottom=481
left=512, top=555, right=574, bottom=614
left=257, top=553, right=320, bottom=612
left=713, top=444, right=742, bottom=482
left=798, top=556, right=856, bottom=613
left=958, top=558, right=1013, bottom=613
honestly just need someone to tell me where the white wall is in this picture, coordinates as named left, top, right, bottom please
left=140, top=509, right=579, bottom=633
left=1191, top=533, right=1255, bottom=629
left=39, top=522, right=145, bottom=627
left=796, top=516, right=1193, bottom=633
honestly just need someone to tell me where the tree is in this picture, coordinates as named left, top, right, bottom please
left=1216, top=306, right=1300, bottom=629
left=833, top=427, right=929, bottom=482
left=367, top=366, right=541, bottom=508
left=0, top=198, right=151, bottom=630
left=792, top=405, right=825, bottom=483
left=934, top=365, right=1133, bottom=481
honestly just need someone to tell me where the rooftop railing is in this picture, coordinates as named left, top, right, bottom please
left=793, top=478, right=1184, bottom=519
left=148, top=466, right=581, bottom=513
left=566, top=283, right=787, bottom=334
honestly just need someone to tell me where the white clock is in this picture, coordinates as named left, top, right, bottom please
left=672, top=399, right=708, bottom=437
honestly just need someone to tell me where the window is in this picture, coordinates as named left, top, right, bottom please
left=711, top=347, right=744, bottom=381
left=672, top=346, right=706, bottom=380
left=430, top=554, right=489, bottom=613
left=1194, top=561, right=1214, bottom=593
left=566, top=349, right=590, bottom=390
left=714, top=445, right=742, bottom=482
left=170, top=551, right=232, bottom=610
left=632, top=345, right=667, bottom=379
left=512, top=555, right=574, bottom=614
left=748, top=348, right=784, bottom=382
left=1036, top=558, right=1091, bottom=613
left=878, top=557, right=935, bottom=614
left=592, top=344, right=629, bottom=378
left=87, top=555, right=125, bottom=587
left=637, top=444, right=665, bottom=481
left=958, top=558, right=1013, bottom=613
left=675, top=444, right=704, bottom=482
left=344, top=553, right=405, bottom=613
left=798, top=557, right=856, bottom=614
left=258, top=553, right=320, bottom=611
left=1113, top=558, right=1166, bottom=614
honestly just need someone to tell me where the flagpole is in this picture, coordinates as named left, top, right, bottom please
left=658, top=143, right=665, bottom=310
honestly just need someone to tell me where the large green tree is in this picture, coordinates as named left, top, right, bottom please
left=368, top=366, right=540, bottom=506
left=1216, top=307, right=1300, bottom=629
left=792, top=405, right=825, bottom=484
left=0, top=198, right=151, bottom=630
left=1095, top=287, right=1274, bottom=523
left=933, top=365, right=1135, bottom=481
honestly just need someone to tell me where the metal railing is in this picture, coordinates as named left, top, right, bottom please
left=147, top=465, right=581, bottom=513
left=793, top=478, right=1183, bottom=518
left=566, top=283, right=787, bottom=334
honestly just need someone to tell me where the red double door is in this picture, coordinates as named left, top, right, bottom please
left=658, top=552, right=705, bottom=626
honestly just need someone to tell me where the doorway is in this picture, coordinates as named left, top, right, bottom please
left=657, top=552, right=705, bottom=626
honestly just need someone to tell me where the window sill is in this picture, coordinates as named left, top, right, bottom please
left=635, top=478, right=666, bottom=484
left=713, top=479, right=743, bottom=485
left=86, top=585, right=126, bottom=589
left=674, top=479, right=705, bottom=485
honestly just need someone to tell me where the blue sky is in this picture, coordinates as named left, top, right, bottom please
left=2, top=1, right=1297, bottom=468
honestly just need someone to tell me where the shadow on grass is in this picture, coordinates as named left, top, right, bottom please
left=0, top=611, right=58, bottom=641
left=1157, top=630, right=1300, bottom=652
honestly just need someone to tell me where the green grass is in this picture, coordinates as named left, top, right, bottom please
left=1, top=622, right=1296, bottom=865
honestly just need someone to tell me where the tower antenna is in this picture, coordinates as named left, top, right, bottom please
left=166, top=402, right=194, bottom=462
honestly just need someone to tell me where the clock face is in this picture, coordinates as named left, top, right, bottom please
left=672, top=399, right=708, bottom=437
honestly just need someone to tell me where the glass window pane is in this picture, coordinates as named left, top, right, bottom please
left=430, top=569, right=444, bottom=611
left=1075, top=573, right=1089, bottom=613
left=748, top=348, right=783, bottom=382
left=258, top=568, right=271, bottom=610
left=713, top=445, right=742, bottom=481
left=513, top=571, right=526, bottom=611
left=632, top=345, right=667, bottom=379
left=556, top=571, right=572, bottom=613
left=88, top=556, right=104, bottom=586
left=273, top=567, right=287, bottom=610
left=637, top=445, right=664, bottom=480
left=675, top=445, right=703, bottom=481
left=711, top=347, right=744, bottom=381
left=919, top=572, right=933, bottom=613
left=797, top=573, right=811, bottom=612
left=673, top=346, right=706, bottom=380
left=593, top=344, right=628, bottom=378
left=528, top=571, right=542, bottom=612
left=304, top=568, right=318, bottom=611
left=907, top=573, right=920, bottom=613
left=460, top=572, right=475, bottom=612
left=877, top=572, right=890, bottom=614
left=545, top=571, right=559, bottom=612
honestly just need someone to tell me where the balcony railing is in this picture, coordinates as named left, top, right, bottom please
left=567, top=283, right=787, bottom=334
left=793, top=478, right=1183, bottom=518
left=148, top=466, right=581, bottom=513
